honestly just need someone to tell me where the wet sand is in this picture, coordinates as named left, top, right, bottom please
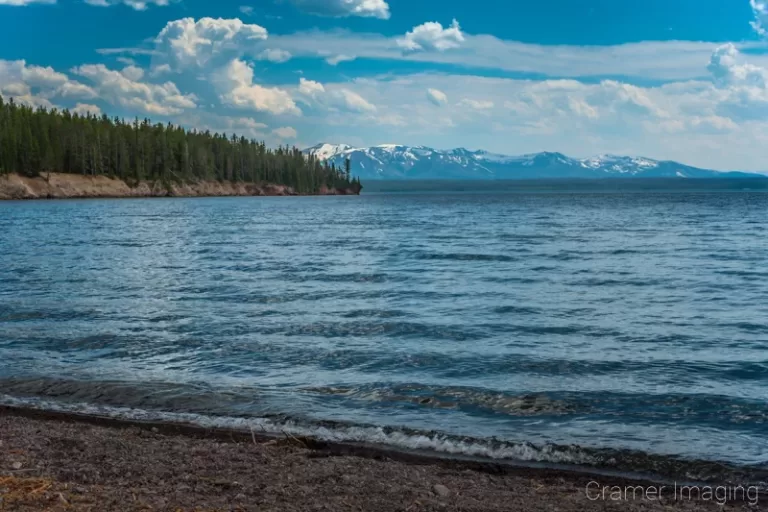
left=0, top=407, right=762, bottom=511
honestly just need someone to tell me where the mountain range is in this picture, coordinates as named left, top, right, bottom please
left=304, top=143, right=763, bottom=180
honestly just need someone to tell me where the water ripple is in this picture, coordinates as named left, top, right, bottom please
left=1, top=190, right=768, bottom=477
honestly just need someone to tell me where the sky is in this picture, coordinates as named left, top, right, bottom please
left=2, top=0, right=768, bottom=171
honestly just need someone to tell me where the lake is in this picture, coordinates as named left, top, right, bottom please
left=1, top=182, right=767, bottom=484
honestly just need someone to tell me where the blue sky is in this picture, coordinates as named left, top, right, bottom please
left=2, top=0, right=768, bottom=170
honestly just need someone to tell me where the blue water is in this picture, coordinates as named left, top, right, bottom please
left=1, top=187, right=768, bottom=481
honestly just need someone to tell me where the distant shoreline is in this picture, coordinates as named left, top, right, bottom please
left=0, top=405, right=760, bottom=511
left=0, top=172, right=361, bottom=201
left=360, top=177, right=768, bottom=194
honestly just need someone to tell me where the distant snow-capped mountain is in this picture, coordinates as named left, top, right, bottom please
left=304, top=143, right=762, bottom=180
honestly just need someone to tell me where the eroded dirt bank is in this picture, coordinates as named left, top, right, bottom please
left=0, top=173, right=359, bottom=200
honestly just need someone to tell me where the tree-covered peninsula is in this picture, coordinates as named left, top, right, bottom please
left=0, top=96, right=361, bottom=199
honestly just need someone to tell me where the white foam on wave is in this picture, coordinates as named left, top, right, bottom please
left=0, top=394, right=597, bottom=466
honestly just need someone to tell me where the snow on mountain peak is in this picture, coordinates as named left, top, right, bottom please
left=307, top=143, right=356, bottom=161
left=302, top=143, right=755, bottom=180
left=578, top=154, right=660, bottom=174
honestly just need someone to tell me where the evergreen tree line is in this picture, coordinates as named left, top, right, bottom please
left=0, top=96, right=361, bottom=193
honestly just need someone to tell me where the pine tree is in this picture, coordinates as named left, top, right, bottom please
left=344, top=157, right=352, bottom=183
left=0, top=94, right=359, bottom=194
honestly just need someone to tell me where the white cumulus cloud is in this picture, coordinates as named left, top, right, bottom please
left=0, top=0, right=54, bottom=5
left=298, top=77, right=326, bottom=98
left=333, top=89, right=376, bottom=112
left=154, top=17, right=268, bottom=69
left=120, top=65, right=145, bottom=82
left=296, top=77, right=375, bottom=113
left=150, top=64, right=172, bottom=77
left=458, top=98, right=494, bottom=109
left=73, top=63, right=197, bottom=116
left=216, top=59, right=300, bottom=116
left=84, top=0, right=172, bottom=9
left=426, top=88, right=448, bottom=106
left=288, top=0, right=390, bottom=19
left=176, top=112, right=269, bottom=139
left=326, top=54, right=356, bottom=66
left=568, top=97, right=598, bottom=119
left=57, top=81, right=98, bottom=99
left=708, top=43, right=768, bottom=87
left=397, top=19, right=464, bottom=52
left=706, top=43, right=768, bottom=121
left=751, top=0, right=768, bottom=36
left=273, top=126, right=298, bottom=139
left=689, top=115, right=739, bottom=133
left=19, top=64, right=70, bottom=88
left=71, top=103, right=102, bottom=116
left=0, top=59, right=96, bottom=108
left=261, top=29, right=759, bottom=82
left=257, top=49, right=292, bottom=63
left=600, top=80, right=669, bottom=118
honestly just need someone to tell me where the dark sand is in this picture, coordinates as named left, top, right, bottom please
left=0, top=407, right=762, bottom=511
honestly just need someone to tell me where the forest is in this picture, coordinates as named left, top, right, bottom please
left=0, top=95, right=360, bottom=194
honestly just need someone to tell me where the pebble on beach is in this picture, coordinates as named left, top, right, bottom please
left=433, top=484, right=450, bottom=498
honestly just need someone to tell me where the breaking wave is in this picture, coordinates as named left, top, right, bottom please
left=2, top=393, right=767, bottom=489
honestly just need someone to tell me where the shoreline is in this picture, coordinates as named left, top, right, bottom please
left=0, top=406, right=762, bottom=511
left=0, top=173, right=360, bottom=201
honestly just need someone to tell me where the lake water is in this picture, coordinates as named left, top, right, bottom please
left=1, top=183, right=767, bottom=484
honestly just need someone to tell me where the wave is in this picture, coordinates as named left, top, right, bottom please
left=0, top=393, right=594, bottom=466
left=492, top=305, right=543, bottom=315
left=1, top=393, right=766, bottom=489
left=407, top=251, right=519, bottom=263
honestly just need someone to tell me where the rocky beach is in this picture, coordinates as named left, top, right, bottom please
left=0, top=408, right=761, bottom=511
